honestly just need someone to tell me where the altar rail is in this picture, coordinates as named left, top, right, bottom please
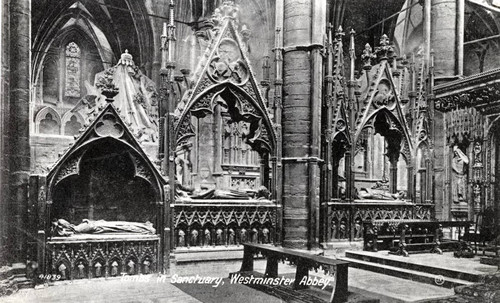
left=172, top=201, right=279, bottom=248
left=43, top=234, right=160, bottom=280
left=324, top=200, right=434, bottom=242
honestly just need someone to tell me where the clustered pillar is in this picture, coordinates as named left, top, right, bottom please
left=0, top=0, right=31, bottom=265
left=281, top=0, right=326, bottom=249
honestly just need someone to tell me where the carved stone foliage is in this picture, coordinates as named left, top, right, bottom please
left=54, top=154, right=82, bottom=186
left=435, top=82, right=500, bottom=112
left=190, top=91, right=216, bottom=116
left=445, top=107, right=485, bottom=144
left=129, top=153, right=154, bottom=185
left=230, top=177, right=256, bottom=190
left=175, top=86, right=273, bottom=153
left=192, top=78, right=216, bottom=101
left=176, top=112, right=196, bottom=145
left=173, top=204, right=277, bottom=247
left=47, top=237, right=159, bottom=280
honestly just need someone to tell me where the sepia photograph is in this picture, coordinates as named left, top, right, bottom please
left=0, top=0, right=499, bottom=302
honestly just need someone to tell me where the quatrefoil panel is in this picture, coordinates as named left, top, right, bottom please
left=95, top=113, right=124, bottom=138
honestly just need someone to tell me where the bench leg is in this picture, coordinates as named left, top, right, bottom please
left=265, top=254, right=278, bottom=277
left=240, top=246, right=254, bottom=272
left=397, top=242, right=409, bottom=257
left=330, top=264, right=348, bottom=303
left=430, top=240, right=442, bottom=254
left=293, top=261, right=309, bottom=290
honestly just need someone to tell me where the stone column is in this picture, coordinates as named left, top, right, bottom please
left=389, top=159, right=398, bottom=194
left=0, top=0, right=11, bottom=265
left=8, top=0, right=31, bottom=263
left=431, top=0, right=457, bottom=80
left=281, top=0, right=326, bottom=249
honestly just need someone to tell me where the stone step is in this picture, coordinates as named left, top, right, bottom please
left=387, top=241, right=459, bottom=253
left=0, top=263, right=26, bottom=280
left=480, top=256, right=499, bottom=266
left=345, top=251, right=482, bottom=282
left=339, top=256, right=473, bottom=289
left=11, top=275, right=32, bottom=289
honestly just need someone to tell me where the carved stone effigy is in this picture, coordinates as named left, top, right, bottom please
left=51, top=219, right=156, bottom=236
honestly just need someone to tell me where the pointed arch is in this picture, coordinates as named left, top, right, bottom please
left=35, top=107, right=62, bottom=135
left=175, top=83, right=275, bottom=154
left=356, top=108, right=413, bottom=161
left=61, top=111, right=85, bottom=136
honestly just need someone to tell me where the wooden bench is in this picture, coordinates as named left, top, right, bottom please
left=234, top=243, right=350, bottom=303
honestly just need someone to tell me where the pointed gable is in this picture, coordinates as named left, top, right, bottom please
left=330, top=27, right=351, bottom=146
left=354, top=36, right=414, bottom=160
left=173, top=2, right=276, bottom=154
left=332, top=98, right=351, bottom=144
left=46, top=103, right=166, bottom=202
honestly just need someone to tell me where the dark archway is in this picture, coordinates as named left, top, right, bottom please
left=50, top=138, right=158, bottom=227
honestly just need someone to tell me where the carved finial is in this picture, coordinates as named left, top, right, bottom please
left=361, top=43, right=376, bottom=70
left=380, top=34, right=389, bottom=46
left=241, top=23, right=251, bottom=39
left=96, top=69, right=119, bottom=102
left=375, top=33, right=394, bottom=61
left=335, top=26, right=345, bottom=40
left=401, top=54, right=408, bottom=66
left=212, top=1, right=239, bottom=23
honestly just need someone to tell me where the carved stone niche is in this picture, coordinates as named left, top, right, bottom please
left=50, top=139, right=158, bottom=225
left=174, top=86, right=272, bottom=193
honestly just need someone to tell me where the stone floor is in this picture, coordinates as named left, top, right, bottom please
left=0, top=250, right=494, bottom=303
